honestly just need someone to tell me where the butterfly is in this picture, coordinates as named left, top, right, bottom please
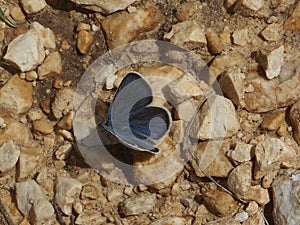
left=101, top=72, right=172, bottom=154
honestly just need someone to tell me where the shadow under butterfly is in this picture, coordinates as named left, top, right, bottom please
left=100, top=72, right=172, bottom=154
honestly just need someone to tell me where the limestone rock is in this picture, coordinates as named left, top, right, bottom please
left=0, top=121, right=31, bottom=146
left=55, top=142, right=72, bottom=160
left=119, top=193, right=156, bottom=216
left=254, top=137, right=296, bottom=179
left=0, top=140, right=20, bottom=173
left=10, top=6, right=26, bottom=21
left=70, top=0, right=137, bottom=14
left=17, top=145, right=42, bottom=181
left=261, top=23, right=282, bottom=41
left=20, top=0, right=47, bottom=14
left=232, top=28, right=248, bottom=46
left=38, top=51, right=62, bottom=79
left=257, top=45, right=284, bottom=79
left=57, top=111, right=73, bottom=130
left=55, top=176, right=82, bottom=215
left=244, top=54, right=300, bottom=112
left=102, top=7, right=164, bottom=49
left=219, top=68, right=245, bottom=107
left=52, top=88, right=75, bottom=119
left=193, top=95, right=240, bottom=140
left=33, top=118, right=55, bottom=135
left=3, top=29, right=45, bottom=72
left=77, top=30, right=94, bottom=54
left=236, top=0, right=265, bottom=12
left=0, top=75, right=32, bottom=118
left=191, top=141, right=234, bottom=178
left=164, top=20, right=207, bottom=49
left=272, top=169, right=300, bottom=225
left=227, top=141, right=253, bottom=163
left=16, top=180, right=54, bottom=224
left=290, top=100, right=300, bottom=145
left=31, top=22, right=56, bottom=49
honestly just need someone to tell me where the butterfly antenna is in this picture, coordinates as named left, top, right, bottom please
left=184, top=92, right=269, bottom=225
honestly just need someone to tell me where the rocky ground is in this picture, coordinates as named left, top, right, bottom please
left=0, top=0, right=300, bottom=225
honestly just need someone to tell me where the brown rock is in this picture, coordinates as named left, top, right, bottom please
left=38, top=51, right=62, bottom=80
left=261, top=110, right=285, bottom=131
left=40, top=97, right=51, bottom=114
left=290, top=100, right=300, bottom=145
left=52, top=88, right=75, bottom=119
left=33, top=118, right=55, bottom=134
left=57, top=111, right=73, bottom=130
left=284, top=1, right=300, bottom=32
left=203, top=189, right=240, bottom=217
left=102, top=7, right=164, bottom=49
left=77, top=30, right=94, bottom=54
left=206, top=30, right=224, bottom=55
left=10, top=6, right=26, bottom=21
left=0, top=75, right=32, bottom=118
left=175, top=1, right=201, bottom=21
left=0, top=121, right=31, bottom=146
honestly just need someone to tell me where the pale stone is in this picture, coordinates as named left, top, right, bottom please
left=254, top=137, right=296, bottom=179
left=244, top=55, right=300, bottom=112
left=31, top=22, right=56, bottom=49
left=52, top=88, right=75, bottom=119
left=55, top=142, right=72, bottom=160
left=194, top=95, right=240, bottom=140
left=102, top=7, right=164, bottom=48
left=290, top=100, right=300, bottom=145
left=243, top=211, right=265, bottom=225
left=106, top=187, right=123, bottom=201
left=272, top=169, right=300, bottom=225
left=0, top=140, right=20, bottom=173
left=38, top=51, right=62, bottom=79
left=206, top=29, right=224, bottom=54
left=203, top=189, right=240, bottom=217
left=192, top=141, right=234, bottom=177
left=232, top=28, right=248, bottom=46
left=27, top=109, right=44, bottom=122
left=25, top=71, right=38, bottom=81
left=150, top=216, right=186, bottom=225
left=57, top=129, right=73, bottom=141
left=77, top=30, right=94, bottom=54
left=261, top=110, right=285, bottom=131
left=164, top=20, right=207, bottom=48
left=75, top=210, right=106, bottom=224
left=70, top=0, right=137, bottom=14
left=76, top=22, right=90, bottom=32
left=16, top=180, right=54, bottom=224
left=55, top=176, right=82, bottom=216
left=81, top=184, right=100, bottom=200
left=228, top=162, right=270, bottom=205
left=165, top=75, right=205, bottom=105
left=105, top=74, right=117, bottom=90
left=257, top=45, right=284, bottom=79
left=119, top=193, right=156, bottom=216
left=228, top=141, right=253, bottom=163
left=3, top=29, right=45, bottom=72
left=261, top=23, right=282, bottom=41
left=241, top=0, right=265, bottom=11
left=174, top=100, right=197, bottom=122
left=219, top=68, right=245, bottom=107
left=20, top=0, right=47, bottom=14
left=17, top=145, right=42, bottom=180
left=234, top=211, right=249, bottom=222
left=0, top=75, right=32, bottom=118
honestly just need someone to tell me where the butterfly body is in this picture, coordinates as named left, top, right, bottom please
left=102, top=72, right=172, bottom=154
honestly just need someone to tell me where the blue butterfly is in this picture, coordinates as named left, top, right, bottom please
left=102, top=72, right=172, bottom=154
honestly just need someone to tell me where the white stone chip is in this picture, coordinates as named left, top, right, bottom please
left=31, top=22, right=56, bottom=49
left=0, top=141, right=20, bottom=173
left=21, top=0, right=47, bottom=14
left=164, top=20, right=207, bottom=48
left=3, top=29, right=45, bottom=72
